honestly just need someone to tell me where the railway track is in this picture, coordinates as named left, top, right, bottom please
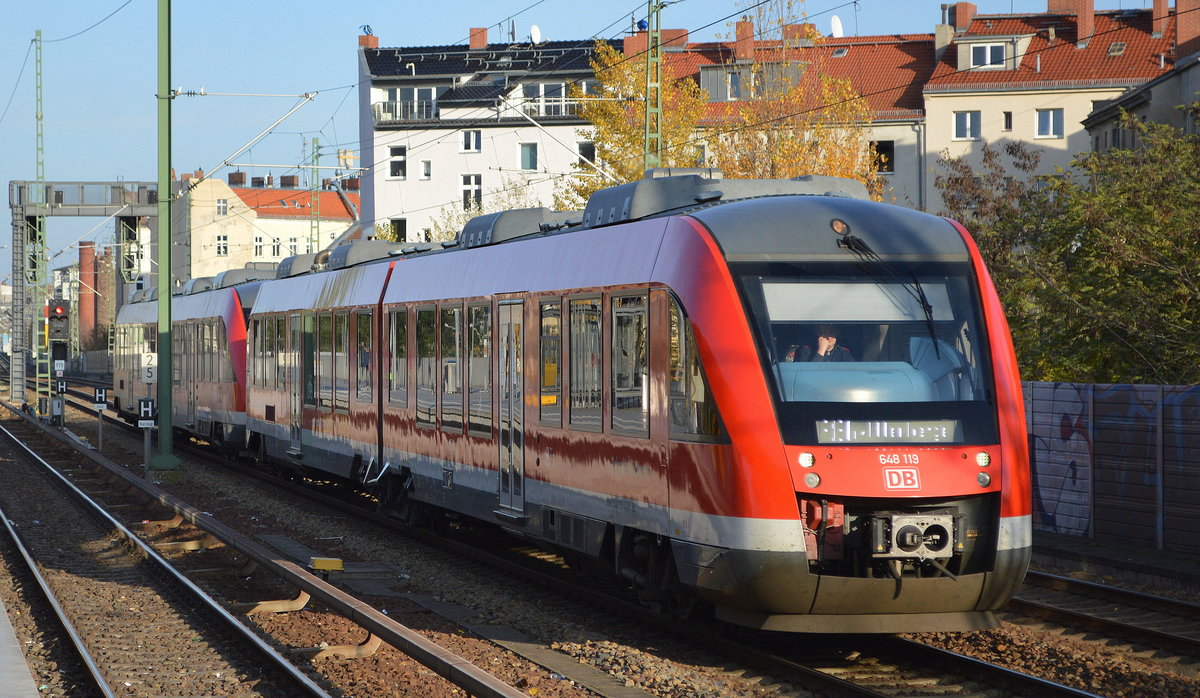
left=0, top=416, right=328, bottom=696
left=1009, top=570, right=1200, bottom=656
left=1, top=398, right=531, bottom=698
left=48, top=379, right=1188, bottom=696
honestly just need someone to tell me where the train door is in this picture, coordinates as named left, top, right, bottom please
left=497, top=302, right=525, bottom=514
left=287, top=313, right=303, bottom=457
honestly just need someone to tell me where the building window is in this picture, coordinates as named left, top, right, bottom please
left=216, top=234, right=228, bottom=256
left=462, top=174, right=482, bottom=210
left=216, top=198, right=229, bottom=216
left=728, top=72, right=743, bottom=100
left=872, top=140, right=895, bottom=173
left=421, top=160, right=432, bottom=179
left=254, top=236, right=263, bottom=256
left=520, top=143, right=538, bottom=171
left=954, top=111, right=981, bottom=140
left=971, top=43, right=1005, bottom=68
left=462, top=129, right=481, bottom=152
left=1002, top=111, right=1013, bottom=131
left=288, top=237, right=298, bottom=255
left=522, top=82, right=565, bottom=116
left=271, top=239, right=280, bottom=256
left=577, top=141, right=595, bottom=165
left=390, top=218, right=407, bottom=243
left=389, top=146, right=407, bottom=178
left=1036, top=108, right=1064, bottom=138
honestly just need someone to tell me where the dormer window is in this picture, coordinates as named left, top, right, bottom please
left=1107, top=42, right=1126, bottom=57
left=971, top=43, right=1005, bottom=68
left=832, top=47, right=849, bottom=58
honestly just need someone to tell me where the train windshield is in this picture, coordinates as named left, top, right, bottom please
left=737, top=261, right=998, bottom=445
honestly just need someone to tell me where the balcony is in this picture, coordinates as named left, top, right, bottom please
left=373, top=100, right=438, bottom=124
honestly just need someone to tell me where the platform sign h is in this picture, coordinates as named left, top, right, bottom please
left=137, top=398, right=156, bottom=429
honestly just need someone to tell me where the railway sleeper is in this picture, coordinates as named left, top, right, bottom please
left=153, top=532, right=222, bottom=552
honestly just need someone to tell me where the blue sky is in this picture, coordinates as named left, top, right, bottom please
left=0, top=0, right=1151, bottom=276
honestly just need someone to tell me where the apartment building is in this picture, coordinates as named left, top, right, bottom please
left=357, top=2, right=1188, bottom=226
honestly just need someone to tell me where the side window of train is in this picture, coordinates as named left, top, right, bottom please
left=539, top=300, right=562, bottom=427
left=568, top=297, right=602, bottom=431
left=669, top=299, right=724, bottom=440
left=388, top=307, right=408, bottom=407
left=334, top=312, right=350, bottom=411
left=415, top=307, right=437, bottom=427
left=263, top=316, right=275, bottom=389
left=275, top=316, right=287, bottom=390
left=317, top=313, right=333, bottom=409
left=440, top=303, right=464, bottom=433
left=302, top=314, right=316, bottom=406
left=250, top=319, right=259, bottom=387
left=611, top=293, right=649, bottom=437
left=355, top=311, right=372, bottom=402
left=468, top=304, right=492, bottom=437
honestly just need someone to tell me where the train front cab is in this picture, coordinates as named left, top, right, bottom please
left=670, top=198, right=1031, bottom=633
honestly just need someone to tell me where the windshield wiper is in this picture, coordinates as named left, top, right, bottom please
left=908, top=272, right=941, bottom=359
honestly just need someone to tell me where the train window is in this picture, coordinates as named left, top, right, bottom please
left=275, top=315, right=287, bottom=389
left=250, top=319, right=259, bottom=387
left=569, top=297, right=602, bottom=431
left=335, top=312, right=349, bottom=410
left=669, top=300, right=723, bottom=439
left=539, top=302, right=562, bottom=426
left=736, top=261, right=997, bottom=445
left=415, top=307, right=436, bottom=427
left=221, top=321, right=233, bottom=383
left=355, top=312, right=372, bottom=402
left=262, top=317, right=275, bottom=388
left=468, top=304, right=492, bottom=436
left=317, top=313, right=333, bottom=409
left=388, top=308, right=409, bottom=406
left=302, top=314, right=316, bottom=406
left=611, top=294, right=648, bottom=436
left=440, top=305, right=464, bottom=432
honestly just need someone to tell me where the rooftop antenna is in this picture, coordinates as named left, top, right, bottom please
left=510, top=19, right=516, bottom=43
left=529, top=23, right=542, bottom=44
left=831, top=15, right=844, bottom=38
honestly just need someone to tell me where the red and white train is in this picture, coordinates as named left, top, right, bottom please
left=114, top=170, right=1031, bottom=633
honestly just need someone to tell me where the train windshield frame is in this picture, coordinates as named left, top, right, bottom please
left=734, top=260, right=999, bottom=445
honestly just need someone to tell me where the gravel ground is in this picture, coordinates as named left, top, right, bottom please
left=4, top=404, right=1199, bottom=697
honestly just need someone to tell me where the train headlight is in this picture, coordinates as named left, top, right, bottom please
left=804, top=472, right=821, bottom=488
left=977, top=472, right=992, bottom=487
left=799, top=452, right=815, bottom=468
left=975, top=452, right=991, bottom=467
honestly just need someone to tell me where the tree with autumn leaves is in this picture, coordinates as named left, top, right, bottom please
left=555, top=2, right=885, bottom=208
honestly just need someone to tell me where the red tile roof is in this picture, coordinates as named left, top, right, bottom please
left=926, top=10, right=1175, bottom=91
left=664, top=35, right=935, bottom=120
left=232, top=187, right=358, bottom=221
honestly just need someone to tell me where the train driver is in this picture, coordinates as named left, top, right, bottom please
left=787, top=324, right=856, bottom=362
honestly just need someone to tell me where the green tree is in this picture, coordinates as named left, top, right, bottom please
left=936, top=113, right=1200, bottom=383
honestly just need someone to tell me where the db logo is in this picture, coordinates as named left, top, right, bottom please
left=883, top=467, right=921, bottom=490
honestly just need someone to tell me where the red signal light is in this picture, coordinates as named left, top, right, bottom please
left=53, top=306, right=64, bottom=315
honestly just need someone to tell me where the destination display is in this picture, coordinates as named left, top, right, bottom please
left=816, top=418, right=961, bottom=444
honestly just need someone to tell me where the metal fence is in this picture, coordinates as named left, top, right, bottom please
left=1025, top=382, right=1200, bottom=554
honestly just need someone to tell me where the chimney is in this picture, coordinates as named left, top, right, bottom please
left=266, top=174, right=274, bottom=188
left=661, top=28, right=689, bottom=49
left=469, top=27, right=487, bottom=50
left=228, top=171, right=246, bottom=186
left=950, top=2, right=976, bottom=32
left=935, top=23, right=955, bottom=59
left=1153, top=0, right=1167, bottom=38
left=344, top=177, right=360, bottom=191
left=783, top=23, right=817, bottom=46
left=1076, top=0, right=1094, bottom=47
left=359, top=33, right=378, bottom=49
left=251, top=177, right=265, bottom=187
left=735, top=18, right=754, bottom=61
left=1181, top=0, right=1200, bottom=58
left=322, top=178, right=333, bottom=190
left=280, top=175, right=299, bottom=188
left=624, top=31, right=646, bottom=56
left=79, top=241, right=96, bottom=348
